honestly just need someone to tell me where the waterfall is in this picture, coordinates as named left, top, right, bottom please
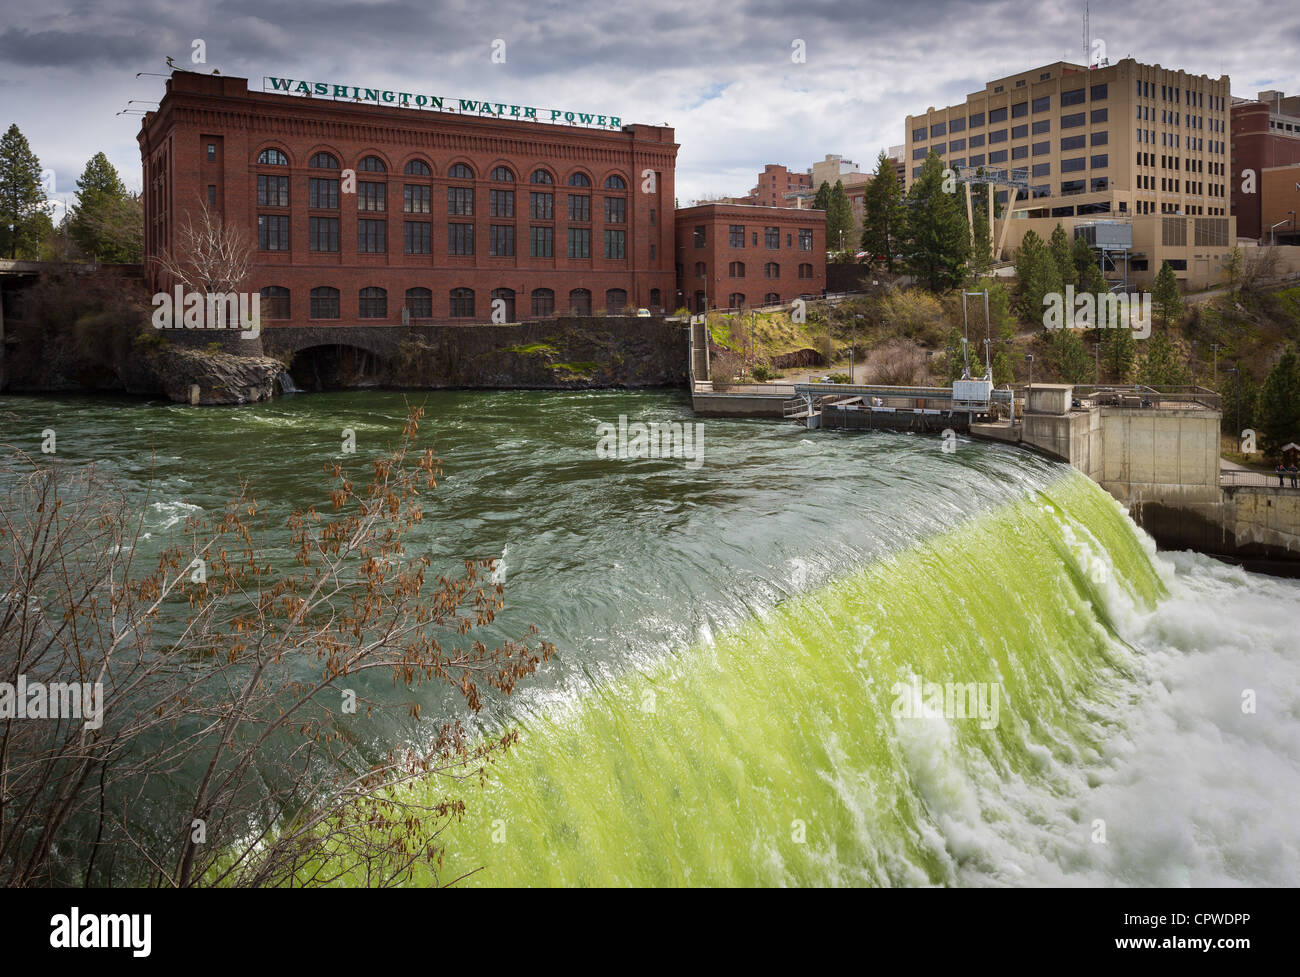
left=277, top=371, right=301, bottom=395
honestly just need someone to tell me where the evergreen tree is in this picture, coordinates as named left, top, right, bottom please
left=1052, top=328, right=1092, bottom=383
left=987, top=278, right=1014, bottom=341
left=0, top=122, right=50, bottom=259
left=69, top=152, right=140, bottom=262
left=861, top=152, right=903, bottom=270
left=992, top=349, right=1014, bottom=386
left=813, top=180, right=831, bottom=213
left=1152, top=260, right=1183, bottom=330
left=1257, top=348, right=1300, bottom=456
left=1013, top=229, right=1061, bottom=324
left=968, top=207, right=993, bottom=278
left=902, top=151, right=970, bottom=292
left=1071, top=233, right=1097, bottom=285
left=1139, top=330, right=1188, bottom=386
left=826, top=179, right=855, bottom=255
left=1048, top=223, right=1077, bottom=289
left=1100, top=321, right=1137, bottom=382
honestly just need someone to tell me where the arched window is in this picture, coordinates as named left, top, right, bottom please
left=491, top=287, right=516, bottom=321
left=405, top=287, right=432, bottom=319
left=603, top=174, right=627, bottom=190
left=728, top=293, right=745, bottom=309
left=257, top=148, right=288, bottom=165
left=309, top=286, right=339, bottom=319
left=764, top=292, right=780, bottom=306
left=359, top=287, right=387, bottom=319
left=604, top=289, right=627, bottom=314
left=531, top=288, right=555, bottom=317
left=358, top=155, right=387, bottom=172
left=404, top=159, right=432, bottom=176
left=259, top=285, right=290, bottom=319
left=530, top=169, right=554, bottom=184
left=798, top=263, right=814, bottom=279
left=449, top=287, right=475, bottom=318
left=764, top=262, right=780, bottom=278
left=568, top=172, right=592, bottom=187
left=309, top=152, right=339, bottom=169
left=448, top=163, right=474, bottom=180
left=729, top=261, right=745, bottom=278
left=490, top=166, right=515, bottom=182
left=568, top=288, right=591, bottom=315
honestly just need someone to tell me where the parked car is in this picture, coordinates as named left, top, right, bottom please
left=635, top=308, right=651, bottom=317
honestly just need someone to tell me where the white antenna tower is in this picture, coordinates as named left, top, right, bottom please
left=1083, top=2, right=1090, bottom=66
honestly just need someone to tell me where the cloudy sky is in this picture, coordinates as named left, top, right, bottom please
left=2, top=0, right=1298, bottom=214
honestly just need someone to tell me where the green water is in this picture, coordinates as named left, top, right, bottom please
left=3, top=390, right=1297, bottom=887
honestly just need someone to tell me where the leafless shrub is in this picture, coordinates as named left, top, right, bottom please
left=0, top=407, right=553, bottom=887
left=151, top=200, right=253, bottom=296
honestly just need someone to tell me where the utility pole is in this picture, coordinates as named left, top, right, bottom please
left=1025, top=353, right=1035, bottom=394
left=1210, top=342, right=1220, bottom=386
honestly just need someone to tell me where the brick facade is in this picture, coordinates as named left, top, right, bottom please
left=1232, top=100, right=1300, bottom=240
left=674, top=203, right=825, bottom=313
left=138, top=72, right=678, bottom=328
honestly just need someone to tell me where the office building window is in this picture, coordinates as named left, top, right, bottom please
left=257, top=214, right=289, bottom=250
left=489, top=224, right=515, bottom=256
left=257, top=174, right=289, bottom=207
left=798, top=229, right=813, bottom=251
left=568, top=227, right=590, bottom=258
left=729, top=225, right=745, bottom=247
left=530, top=225, right=553, bottom=257
left=568, top=194, right=590, bottom=221
left=1032, top=96, right=1051, bottom=113
left=989, top=107, right=1008, bottom=122
left=448, top=186, right=474, bottom=216
left=404, top=184, right=431, bottom=214
left=488, top=189, right=514, bottom=217
left=404, top=220, right=431, bottom=254
left=1062, top=112, right=1086, bottom=128
left=530, top=192, right=554, bottom=220
left=605, top=197, right=626, bottom=223
left=1012, top=102, right=1028, bottom=118
left=358, top=181, right=386, bottom=212
left=447, top=222, right=474, bottom=255
left=309, top=178, right=339, bottom=209
left=309, top=217, right=339, bottom=252
left=1032, top=119, right=1050, bottom=134
left=357, top=219, right=386, bottom=253
left=1061, top=88, right=1085, bottom=106
left=604, top=229, right=625, bottom=259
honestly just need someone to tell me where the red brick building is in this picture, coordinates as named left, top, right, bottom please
left=138, top=71, right=679, bottom=325
left=674, top=204, right=825, bottom=313
left=747, top=164, right=813, bottom=207
left=1231, top=92, right=1300, bottom=240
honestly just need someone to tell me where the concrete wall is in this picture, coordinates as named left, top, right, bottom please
left=1097, top=408, right=1220, bottom=505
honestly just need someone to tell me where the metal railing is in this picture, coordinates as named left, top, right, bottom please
left=1071, top=384, right=1222, bottom=411
left=1221, top=469, right=1300, bottom=488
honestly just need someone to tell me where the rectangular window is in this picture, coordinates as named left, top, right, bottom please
left=1061, top=157, right=1086, bottom=172
left=1032, top=119, right=1050, bottom=134
left=950, top=157, right=966, bottom=169
left=1091, top=154, right=1108, bottom=169
left=1032, top=162, right=1051, bottom=177
left=932, top=143, right=946, bottom=156
left=989, top=129, right=1007, bottom=143
left=765, top=226, right=779, bottom=249
left=1032, top=141, right=1050, bottom=156
left=604, top=228, right=626, bottom=259
left=568, top=227, right=590, bottom=258
left=729, top=225, right=745, bottom=247
left=604, top=197, right=626, bottom=223
left=989, top=150, right=1008, bottom=164
left=1061, top=88, right=1086, bottom=106
left=694, top=225, right=706, bottom=247
left=913, top=147, right=927, bottom=160
left=530, top=225, right=553, bottom=257
left=448, top=186, right=474, bottom=216
left=930, top=122, right=946, bottom=137
left=358, top=181, right=386, bottom=212
left=257, top=214, right=289, bottom=251
left=969, top=112, right=985, bottom=128
left=357, top=218, right=386, bottom=253
left=404, top=221, right=431, bottom=254
left=949, top=117, right=966, bottom=133
left=1090, top=83, right=1108, bottom=101
left=1011, top=124, right=1028, bottom=139
left=970, top=133, right=985, bottom=148
left=1032, top=95, right=1051, bottom=113
left=309, top=178, right=339, bottom=209
left=404, top=184, right=431, bottom=214
left=489, top=224, right=515, bottom=256
left=1090, top=108, right=1108, bottom=124
left=949, top=137, right=966, bottom=151
left=989, top=107, right=1008, bottom=123
left=257, top=174, right=289, bottom=207
left=309, top=217, right=338, bottom=252
left=912, top=127, right=927, bottom=141
left=567, top=194, right=590, bottom=221
left=1061, top=134, right=1086, bottom=150
left=1012, top=145, right=1028, bottom=160
left=206, top=143, right=216, bottom=162
left=1091, top=130, right=1109, bottom=146
left=1012, top=101, right=1028, bottom=118
left=447, top=222, right=474, bottom=255
left=1061, top=112, right=1086, bottom=128
left=488, top=189, right=514, bottom=218
left=1061, top=179, right=1086, bottom=195
left=798, top=229, right=812, bottom=251
left=207, top=185, right=216, bottom=206
left=529, top=191, right=553, bottom=220
left=968, top=154, right=985, bottom=167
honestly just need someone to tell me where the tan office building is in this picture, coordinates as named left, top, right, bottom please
left=904, top=59, right=1236, bottom=287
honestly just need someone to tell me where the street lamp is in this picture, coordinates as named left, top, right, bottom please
left=1269, top=218, right=1291, bottom=246
left=1227, top=364, right=1241, bottom=438
left=1025, top=353, right=1035, bottom=392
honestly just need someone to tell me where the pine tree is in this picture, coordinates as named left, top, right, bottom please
left=1257, top=348, right=1300, bottom=456
left=70, top=152, right=141, bottom=263
left=903, top=152, right=970, bottom=292
left=0, top=123, right=50, bottom=259
left=826, top=179, right=854, bottom=255
left=1139, top=330, right=1188, bottom=386
left=1013, top=229, right=1061, bottom=324
left=861, top=152, right=902, bottom=270
left=1152, top=260, right=1183, bottom=330
left=1052, top=328, right=1092, bottom=383
left=1049, top=223, right=1077, bottom=289
left=1071, top=234, right=1099, bottom=287
left=1100, top=322, right=1137, bottom=382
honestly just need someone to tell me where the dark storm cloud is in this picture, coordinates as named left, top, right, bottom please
left=0, top=0, right=1296, bottom=203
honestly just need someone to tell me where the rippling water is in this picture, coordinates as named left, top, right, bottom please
left=3, top=390, right=1297, bottom=886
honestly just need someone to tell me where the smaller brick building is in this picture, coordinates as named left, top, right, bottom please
left=674, top=204, right=825, bottom=313
left=1261, top=164, right=1300, bottom=245
left=1231, top=93, right=1300, bottom=240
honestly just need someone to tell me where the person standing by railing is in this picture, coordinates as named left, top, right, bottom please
left=1289, top=464, right=1300, bottom=489
left=1276, top=464, right=1287, bottom=488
